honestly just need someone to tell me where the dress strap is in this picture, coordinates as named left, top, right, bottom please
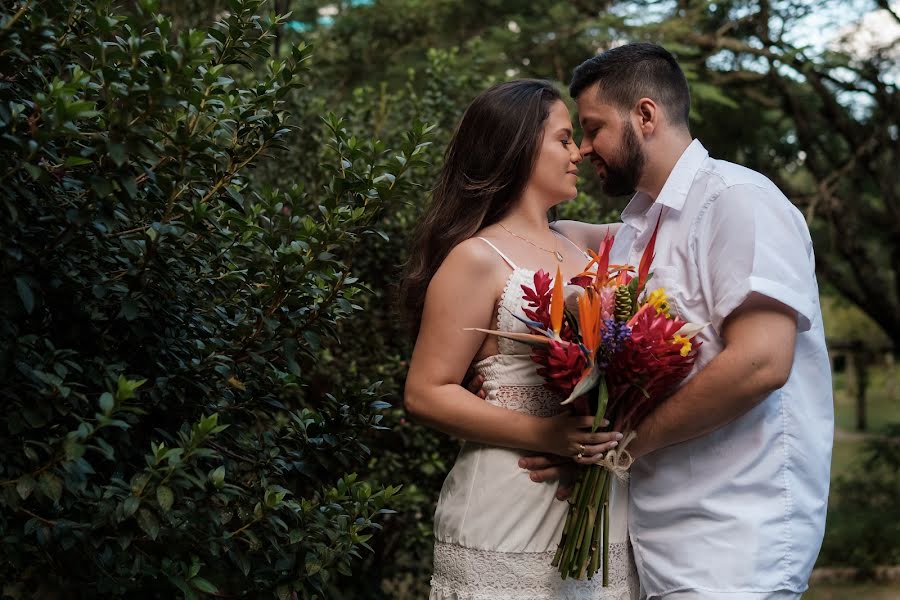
left=550, top=227, right=591, bottom=258
left=476, top=237, right=518, bottom=270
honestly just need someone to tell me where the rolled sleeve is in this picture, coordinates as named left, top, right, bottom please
left=695, top=183, right=817, bottom=335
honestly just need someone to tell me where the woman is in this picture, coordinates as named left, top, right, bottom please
left=401, top=80, right=637, bottom=599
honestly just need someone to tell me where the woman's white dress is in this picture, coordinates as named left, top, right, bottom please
left=429, top=238, right=639, bottom=600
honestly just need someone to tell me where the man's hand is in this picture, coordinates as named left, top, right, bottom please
left=519, top=454, right=578, bottom=501
left=463, top=371, right=488, bottom=399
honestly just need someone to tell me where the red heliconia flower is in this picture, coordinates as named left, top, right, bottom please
left=628, top=304, right=685, bottom=342
left=532, top=340, right=587, bottom=397
left=635, top=215, right=661, bottom=300
left=521, top=270, right=553, bottom=330
left=521, top=270, right=578, bottom=342
left=605, top=308, right=701, bottom=431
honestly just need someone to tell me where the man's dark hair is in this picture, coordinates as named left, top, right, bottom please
left=569, top=42, right=691, bottom=127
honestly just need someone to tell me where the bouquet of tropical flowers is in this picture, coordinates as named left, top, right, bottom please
left=470, top=225, right=705, bottom=583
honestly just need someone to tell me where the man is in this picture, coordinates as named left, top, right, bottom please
left=515, top=43, right=832, bottom=599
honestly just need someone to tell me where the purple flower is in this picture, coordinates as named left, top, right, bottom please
left=598, top=319, right=631, bottom=369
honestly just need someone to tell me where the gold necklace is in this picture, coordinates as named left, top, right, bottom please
left=498, top=223, right=564, bottom=262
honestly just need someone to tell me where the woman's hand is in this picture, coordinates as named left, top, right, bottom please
left=519, top=419, right=622, bottom=500
left=541, top=413, right=622, bottom=461
left=465, top=372, right=623, bottom=471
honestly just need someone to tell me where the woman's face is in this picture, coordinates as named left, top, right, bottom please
left=526, top=100, right=583, bottom=204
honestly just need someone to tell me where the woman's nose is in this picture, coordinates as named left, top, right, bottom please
left=571, top=146, right=583, bottom=164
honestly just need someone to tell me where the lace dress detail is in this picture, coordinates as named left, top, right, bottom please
left=431, top=541, right=639, bottom=600
left=490, top=385, right=565, bottom=417
left=496, top=268, right=538, bottom=355
left=430, top=243, right=637, bottom=599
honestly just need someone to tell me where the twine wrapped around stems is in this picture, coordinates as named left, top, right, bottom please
left=593, top=430, right=636, bottom=482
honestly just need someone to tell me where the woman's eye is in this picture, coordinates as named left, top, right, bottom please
left=561, top=137, right=571, bottom=146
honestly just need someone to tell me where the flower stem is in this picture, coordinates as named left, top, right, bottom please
left=602, top=478, right=611, bottom=585
left=587, top=471, right=608, bottom=576
left=555, top=460, right=618, bottom=582
left=561, top=465, right=593, bottom=577
left=576, top=466, right=606, bottom=577
left=552, top=478, right=582, bottom=567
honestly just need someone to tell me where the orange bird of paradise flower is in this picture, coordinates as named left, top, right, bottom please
left=550, top=265, right=565, bottom=336
left=577, top=288, right=602, bottom=356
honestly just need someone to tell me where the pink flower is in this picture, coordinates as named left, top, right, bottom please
left=599, top=285, right=616, bottom=322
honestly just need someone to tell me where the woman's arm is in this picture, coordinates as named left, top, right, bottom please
left=552, top=220, right=621, bottom=251
left=404, top=238, right=620, bottom=459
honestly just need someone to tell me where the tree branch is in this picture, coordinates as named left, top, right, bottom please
left=875, top=0, right=900, bottom=25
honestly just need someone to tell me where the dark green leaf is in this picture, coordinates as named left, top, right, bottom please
left=15, top=277, right=34, bottom=314
left=16, top=475, right=35, bottom=500
left=107, top=143, right=127, bottom=167
left=191, top=577, right=218, bottom=594
left=156, top=485, right=174, bottom=512
left=137, top=508, right=159, bottom=540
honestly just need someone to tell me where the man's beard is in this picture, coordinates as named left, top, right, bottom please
left=601, top=124, right=645, bottom=197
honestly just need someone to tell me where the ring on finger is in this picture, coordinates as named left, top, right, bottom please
left=575, top=443, right=586, bottom=458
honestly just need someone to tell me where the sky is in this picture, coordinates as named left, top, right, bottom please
left=825, top=1, right=900, bottom=59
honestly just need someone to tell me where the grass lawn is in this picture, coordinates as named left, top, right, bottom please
left=827, top=361, right=898, bottom=487
left=827, top=359, right=898, bottom=493
left=805, top=582, right=900, bottom=599
left=832, top=364, right=900, bottom=435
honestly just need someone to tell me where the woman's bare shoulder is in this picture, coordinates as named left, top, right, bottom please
left=444, top=236, right=504, bottom=272
left=428, top=236, right=507, bottom=292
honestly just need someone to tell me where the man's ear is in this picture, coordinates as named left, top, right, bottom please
left=635, top=97, right=658, bottom=136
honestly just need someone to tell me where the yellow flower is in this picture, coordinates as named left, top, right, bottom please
left=647, top=287, right=672, bottom=318
left=673, top=334, right=692, bottom=357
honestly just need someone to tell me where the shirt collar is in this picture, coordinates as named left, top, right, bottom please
left=620, top=139, right=709, bottom=227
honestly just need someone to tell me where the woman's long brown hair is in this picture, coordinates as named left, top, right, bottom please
left=399, top=80, right=562, bottom=338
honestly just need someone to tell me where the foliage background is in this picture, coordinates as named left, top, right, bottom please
left=1, top=0, right=897, bottom=597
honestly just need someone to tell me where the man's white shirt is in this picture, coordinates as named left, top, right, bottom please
left=610, top=140, right=833, bottom=598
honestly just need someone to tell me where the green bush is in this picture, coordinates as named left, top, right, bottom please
left=0, top=0, right=431, bottom=597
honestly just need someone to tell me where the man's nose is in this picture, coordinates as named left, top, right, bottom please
left=578, top=137, right=593, bottom=156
